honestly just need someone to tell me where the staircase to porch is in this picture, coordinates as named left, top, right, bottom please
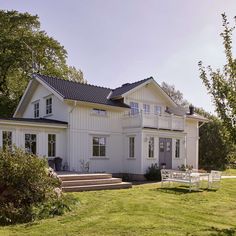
left=58, top=172, right=132, bottom=192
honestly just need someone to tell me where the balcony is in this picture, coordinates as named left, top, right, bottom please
left=122, top=112, right=185, bottom=131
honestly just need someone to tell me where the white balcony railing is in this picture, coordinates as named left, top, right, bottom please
left=122, top=112, right=185, bottom=131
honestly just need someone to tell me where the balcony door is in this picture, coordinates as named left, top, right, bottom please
left=159, top=138, right=172, bottom=169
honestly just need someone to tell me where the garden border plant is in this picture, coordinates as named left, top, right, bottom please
left=0, top=147, right=75, bottom=225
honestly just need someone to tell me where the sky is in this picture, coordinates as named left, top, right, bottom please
left=1, top=0, right=236, bottom=113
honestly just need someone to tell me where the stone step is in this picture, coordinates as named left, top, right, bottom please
left=62, top=178, right=122, bottom=187
left=62, top=182, right=132, bottom=192
left=58, top=173, right=112, bottom=181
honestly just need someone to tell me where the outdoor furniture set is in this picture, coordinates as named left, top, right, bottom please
left=160, top=169, right=222, bottom=191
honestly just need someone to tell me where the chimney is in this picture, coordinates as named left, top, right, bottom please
left=189, top=105, right=194, bottom=115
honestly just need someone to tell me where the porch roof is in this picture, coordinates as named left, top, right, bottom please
left=0, top=118, right=68, bottom=128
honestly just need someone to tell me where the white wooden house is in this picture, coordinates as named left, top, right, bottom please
left=0, top=74, right=207, bottom=180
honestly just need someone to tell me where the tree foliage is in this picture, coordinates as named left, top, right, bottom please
left=0, top=147, right=64, bottom=225
left=162, top=82, right=236, bottom=170
left=0, top=10, right=85, bottom=117
left=196, top=108, right=236, bottom=170
left=199, top=13, right=236, bottom=143
left=161, top=82, right=189, bottom=107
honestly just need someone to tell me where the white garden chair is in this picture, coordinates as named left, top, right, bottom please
left=209, top=170, right=222, bottom=189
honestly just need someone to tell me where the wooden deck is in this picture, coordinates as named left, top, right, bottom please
left=57, top=172, right=132, bottom=192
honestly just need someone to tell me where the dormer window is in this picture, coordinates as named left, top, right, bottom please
left=34, top=102, right=39, bottom=118
left=46, top=97, right=52, bottom=115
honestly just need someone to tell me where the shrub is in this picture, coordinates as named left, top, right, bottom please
left=0, top=147, right=72, bottom=225
left=145, top=163, right=161, bottom=181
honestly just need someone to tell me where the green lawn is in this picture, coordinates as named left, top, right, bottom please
left=1, top=180, right=236, bottom=236
left=223, top=168, right=236, bottom=176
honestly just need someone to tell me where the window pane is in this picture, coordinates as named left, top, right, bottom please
left=130, top=102, right=139, bottom=116
left=159, top=141, right=164, bottom=152
left=93, top=137, right=99, bottom=145
left=2, top=131, right=12, bottom=150
left=25, top=134, right=37, bottom=155
left=175, top=139, right=180, bottom=158
left=100, top=146, right=106, bottom=156
left=148, top=137, right=154, bottom=158
left=93, top=146, right=99, bottom=156
left=99, top=137, right=106, bottom=145
left=46, top=98, right=52, bottom=114
left=48, top=134, right=56, bottom=157
left=155, top=106, right=162, bottom=115
left=143, top=104, right=150, bottom=113
left=129, top=137, right=135, bottom=158
left=166, top=141, right=171, bottom=152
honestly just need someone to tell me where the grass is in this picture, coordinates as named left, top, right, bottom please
left=223, top=168, right=236, bottom=176
left=1, top=179, right=236, bottom=236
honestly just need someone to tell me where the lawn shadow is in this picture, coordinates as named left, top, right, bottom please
left=205, top=226, right=236, bottom=236
left=153, top=185, right=204, bottom=195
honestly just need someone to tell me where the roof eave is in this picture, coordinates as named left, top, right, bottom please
left=0, top=119, right=68, bottom=129
left=64, top=99, right=130, bottom=110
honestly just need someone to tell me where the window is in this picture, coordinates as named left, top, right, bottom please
left=154, top=105, right=162, bottom=115
left=48, top=134, right=56, bottom=157
left=93, top=137, right=106, bottom=157
left=130, top=102, right=139, bottom=116
left=46, top=97, right=52, bottom=115
left=129, top=137, right=135, bottom=158
left=2, top=131, right=12, bottom=150
left=143, top=104, right=150, bottom=114
left=175, top=139, right=180, bottom=158
left=34, top=102, right=39, bottom=118
left=159, top=140, right=164, bottom=152
left=25, top=134, right=37, bottom=154
left=92, top=108, right=107, bottom=116
left=148, top=137, right=154, bottom=158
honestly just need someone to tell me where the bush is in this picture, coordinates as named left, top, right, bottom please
left=145, top=163, right=161, bottom=181
left=0, top=147, right=71, bottom=225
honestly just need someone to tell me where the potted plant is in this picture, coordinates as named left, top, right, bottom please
left=161, top=163, right=166, bottom=169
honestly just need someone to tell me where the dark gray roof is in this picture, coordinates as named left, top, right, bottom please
left=0, top=118, right=68, bottom=125
left=110, top=77, right=153, bottom=99
left=34, top=74, right=153, bottom=108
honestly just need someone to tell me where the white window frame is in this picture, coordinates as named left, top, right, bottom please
left=46, top=97, right=52, bottom=115
left=34, top=102, right=40, bottom=118
left=92, top=136, right=106, bottom=157
left=143, top=104, right=150, bottom=114
left=130, top=102, right=139, bottom=116
left=25, top=133, right=37, bottom=155
left=175, top=139, right=180, bottom=158
left=129, top=136, right=135, bottom=158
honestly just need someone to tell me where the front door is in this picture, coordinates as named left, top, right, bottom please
left=159, top=138, right=172, bottom=169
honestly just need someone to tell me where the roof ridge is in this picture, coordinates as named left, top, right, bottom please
left=112, top=76, right=153, bottom=90
left=34, top=73, right=112, bottom=91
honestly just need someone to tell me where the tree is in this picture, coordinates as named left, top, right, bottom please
left=199, top=13, right=236, bottom=143
left=196, top=108, right=236, bottom=170
left=0, top=10, right=85, bottom=117
left=161, top=82, right=236, bottom=170
left=161, top=82, right=189, bottom=107
left=67, top=66, right=86, bottom=83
